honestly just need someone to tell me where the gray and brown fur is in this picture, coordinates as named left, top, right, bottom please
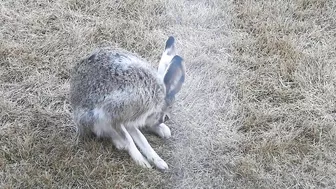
left=70, top=37, right=185, bottom=170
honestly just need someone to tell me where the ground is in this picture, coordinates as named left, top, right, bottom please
left=1, top=0, right=336, bottom=188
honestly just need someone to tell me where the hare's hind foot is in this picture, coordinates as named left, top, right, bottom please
left=93, top=116, right=152, bottom=169
left=126, top=127, right=169, bottom=170
left=152, top=156, right=168, bottom=170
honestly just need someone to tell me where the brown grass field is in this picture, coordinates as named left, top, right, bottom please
left=1, top=0, right=335, bottom=188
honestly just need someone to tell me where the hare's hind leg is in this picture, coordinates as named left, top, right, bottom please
left=92, top=110, right=151, bottom=168
left=117, top=125, right=152, bottom=168
left=126, top=126, right=169, bottom=170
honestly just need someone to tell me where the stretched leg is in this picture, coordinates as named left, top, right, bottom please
left=147, top=123, right=171, bottom=139
left=117, top=125, right=151, bottom=168
left=126, top=126, right=168, bottom=170
left=92, top=114, right=151, bottom=168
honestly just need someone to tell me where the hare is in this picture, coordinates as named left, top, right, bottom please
left=70, top=36, right=185, bottom=170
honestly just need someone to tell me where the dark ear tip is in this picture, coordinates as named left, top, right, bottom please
left=165, top=36, right=175, bottom=49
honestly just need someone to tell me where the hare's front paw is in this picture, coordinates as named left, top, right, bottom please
left=154, top=123, right=171, bottom=139
left=159, top=123, right=171, bottom=138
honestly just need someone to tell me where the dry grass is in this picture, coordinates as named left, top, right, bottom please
left=1, top=0, right=335, bottom=188
left=232, top=0, right=336, bottom=188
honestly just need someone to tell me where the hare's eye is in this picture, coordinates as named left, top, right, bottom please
left=163, top=114, right=170, bottom=122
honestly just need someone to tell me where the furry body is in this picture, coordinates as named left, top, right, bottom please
left=70, top=37, right=185, bottom=170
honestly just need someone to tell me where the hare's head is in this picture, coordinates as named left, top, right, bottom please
left=147, top=36, right=186, bottom=126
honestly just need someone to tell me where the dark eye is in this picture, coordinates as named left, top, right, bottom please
left=163, top=114, right=170, bottom=122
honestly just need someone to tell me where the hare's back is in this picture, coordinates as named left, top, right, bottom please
left=70, top=48, right=165, bottom=110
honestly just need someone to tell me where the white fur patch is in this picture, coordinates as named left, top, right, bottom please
left=150, top=123, right=171, bottom=139
left=126, top=127, right=169, bottom=170
left=121, top=125, right=152, bottom=168
left=92, top=108, right=112, bottom=137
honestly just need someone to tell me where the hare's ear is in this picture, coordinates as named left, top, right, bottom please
left=163, top=55, right=185, bottom=101
left=158, top=36, right=177, bottom=77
